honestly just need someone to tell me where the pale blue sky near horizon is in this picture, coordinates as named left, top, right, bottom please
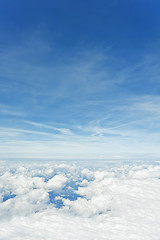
left=0, top=0, right=160, bottom=160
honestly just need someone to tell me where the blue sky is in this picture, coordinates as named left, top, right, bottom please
left=0, top=0, right=160, bottom=160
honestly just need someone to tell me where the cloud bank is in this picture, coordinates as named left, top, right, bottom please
left=0, top=161, right=160, bottom=239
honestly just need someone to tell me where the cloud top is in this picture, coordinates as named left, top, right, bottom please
left=0, top=161, right=160, bottom=239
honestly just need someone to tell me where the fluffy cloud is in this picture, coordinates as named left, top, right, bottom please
left=0, top=161, right=160, bottom=239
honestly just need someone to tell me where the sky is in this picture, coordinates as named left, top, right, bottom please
left=0, top=0, right=160, bottom=160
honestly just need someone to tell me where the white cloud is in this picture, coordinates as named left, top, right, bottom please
left=24, top=120, right=73, bottom=135
left=0, top=161, right=160, bottom=239
left=46, top=174, right=67, bottom=190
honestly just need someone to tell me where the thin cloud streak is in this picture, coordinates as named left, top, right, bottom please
left=24, top=120, right=73, bottom=135
left=0, top=104, right=25, bottom=117
left=0, top=30, right=160, bottom=159
left=1, top=94, right=160, bottom=159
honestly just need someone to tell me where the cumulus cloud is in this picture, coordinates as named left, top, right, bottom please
left=0, top=161, right=160, bottom=239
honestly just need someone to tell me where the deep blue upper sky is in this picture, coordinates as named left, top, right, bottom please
left=0, top=0, right=160, bottom=159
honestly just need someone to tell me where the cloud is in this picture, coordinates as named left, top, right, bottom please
left=1, top=28, right=160, bottom=158
left=0, top=104, right=25, bottom=117
left=24, top=120, right=73, bottom=135
left=0, top=161, right=160, bottom=239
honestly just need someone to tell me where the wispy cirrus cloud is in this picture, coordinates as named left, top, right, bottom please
left=1, top=28, right=160, bottom=159
left=0, top=104, right=25, bottom=117
left=24, top=121, right=73, bottom=135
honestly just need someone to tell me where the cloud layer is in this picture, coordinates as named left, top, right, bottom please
left=0, top=161, right=160, bottom=239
